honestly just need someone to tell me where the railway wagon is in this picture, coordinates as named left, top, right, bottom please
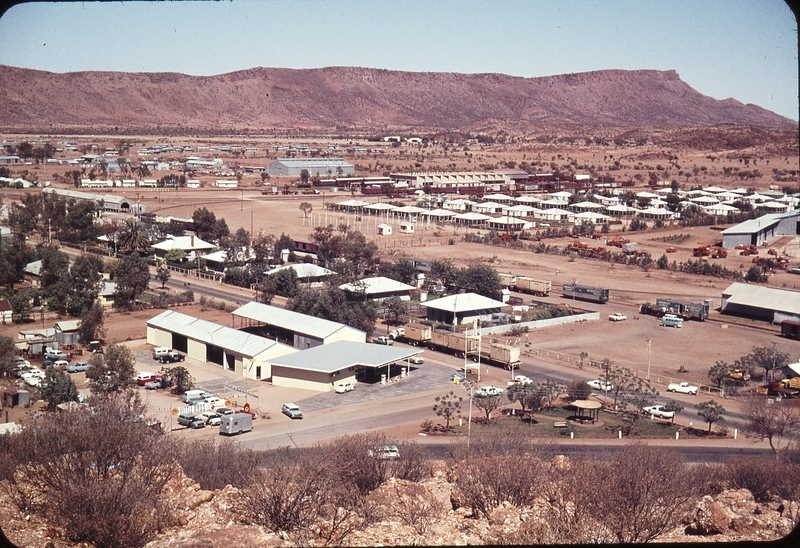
left=429, top=330, right=478, bottom=358
left=562, top=283, right=609, bottom=304
left=655, top=298, right=711, bottom=321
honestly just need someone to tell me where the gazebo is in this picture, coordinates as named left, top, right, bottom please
left=570, top=399, right=602, bottom=423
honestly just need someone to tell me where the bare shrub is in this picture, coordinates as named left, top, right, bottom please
left=3, top=392, right=176, bottom=548
left=453, top=452, right=548, bottom=518
left=391, top=439, right=433, bottom=483
left=175, top=439, right=262, bottom=490
left=722, top=456, right=777, bottom=502
left=774, top=459, right=800, bottom=528
left=582, top=443, right=697, bottom=543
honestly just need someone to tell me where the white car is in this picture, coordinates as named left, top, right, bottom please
left=21, top=371, right=44, bottom=387
left=408, top=355, right=424, bottom=365
left=475, top=385, right=504, bottom=397
left=667, top=381, right=699, bottom=395
left=204, top=396, right=226, bottom=409
left=335, top=382, right=355, bottom=393
left=608, top=313, right=627, bottom=322
left=643, top=405, right=675, bottom=419
left=199, top=411, right=222, bottom=426
left=587, top=378, right=614, bottom=391
left=373, top=336, right=394, bottom=345
left=508, top=375, right=532, bottom=386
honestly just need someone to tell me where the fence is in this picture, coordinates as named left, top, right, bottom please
left=524, top=346, right=724, bottom=399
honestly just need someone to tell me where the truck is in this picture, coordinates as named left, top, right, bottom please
left=219, top=412, right=253, bottom=435
left=498, top=273, right=517, bottom=288
left=640, top=298, right=712, bottom=321
left=780, top=377, right=800, bottom=390
left=514, top=277, right=552, bottom=296
left=478, top=341, right=521, bottom=370
left=756, top=381, right=799, bottom=398
left=562, top=283, right=609, bottom=304
left=396, top=323, right=432, bottom=346
left=429, top=330, right=478, bottom=359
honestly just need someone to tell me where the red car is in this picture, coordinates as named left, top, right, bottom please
left=136, top=373, right=161, bottom=386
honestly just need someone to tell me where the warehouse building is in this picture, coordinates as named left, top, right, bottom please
left=231, top=301, right=366, bottom=349
left=264, top=158, right=354, bottom=177
left=720, top=282, right=800, bottom=323
left=720, top=210, right=800, bottom=248
left=147, top=310, right=297, bottom=380
left=267, top=340, right=422, bottom=391
left=41, top=187, right=146, bottom=214
left=422, top=292, right=507, bottom=325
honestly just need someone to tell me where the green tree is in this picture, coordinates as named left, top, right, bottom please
left=456, top=263, right=502, bottom=300
left=117, top=217, right=151, bottom=254
left=288, top=285, right=377, bottom=335
left=430, top=259, right=458, bottom=290
left=619, top=379, right=659, bottom=435
left=192, top=207, right=218, bottom=241
left=155, top=265, right=171, bottom=289
left=40, top=368, right=79, bottom=410
left=61, top=198, right=99, bottom=244
left=299, top=169, right=310, bottom=185
left=160, top=365, right=194, bottom=395
left=433, top=391, right=462, bottom=431
left=0, top=236, right=29, bottom=289
left=86, top=344, right=136, bottom=393
left=536, top=379, right=563, bottom=409
left=164, top=248, right=186, bottom=264
left=663, top=399, right=684, bottom=425
left=708, top=361, right=733, bottom=388
left=506, top=383, right=543, bottom=415
left=0, top=335, right=18, bottom=377
left=696, top=400, right=727, bottom=434
left=273, top=233, right=296, bottom=263
left=473, top=393, right=503, bottom=422
left=10, top=291, right=34, bottom=324
left=256, top=276, right=278, bottom=305
left=745, top=265, right=767, bottom=283
left=741, top=345, right=790, bottom=382
left=299, top=202, right=313, bottom=220
left=269, top=268, right=299, bottom=298
left=64, top=254, right=104, bottom=316
left=113, top=255, right=150, bottom=309
left=566, top=380, right=593, bottom=401
left=39, top=245, right=70, bottom=291
left=383, top=296, right=407, bottom=325
left=79, top=301, right=106, bottom=343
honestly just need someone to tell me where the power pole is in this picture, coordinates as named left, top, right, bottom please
left=647, top=338, right=652, bottom=382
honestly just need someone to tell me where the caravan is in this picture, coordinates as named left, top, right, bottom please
left=219, top=413, right=253, bottom=435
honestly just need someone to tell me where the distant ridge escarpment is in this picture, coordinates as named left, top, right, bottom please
left=0, top=65, right=794, bottom=133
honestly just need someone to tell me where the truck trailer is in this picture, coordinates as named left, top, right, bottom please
left=396, top=323, right=432, bottom=346
left=514, top=277, right=552, bottom=296
left=562, top=283, right=609, bottom=304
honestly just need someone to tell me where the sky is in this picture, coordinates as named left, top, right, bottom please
left=0, top=0, right=797, bottom=121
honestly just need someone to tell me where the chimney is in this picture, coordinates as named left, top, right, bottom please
left=191, top=235, right=195, bottom=247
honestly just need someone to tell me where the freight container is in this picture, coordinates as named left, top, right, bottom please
left=515, top=277, right=552, bottom=296
left=498, top=273, right=517, bottom=288
left=781, top=320, right=800, bottom=339
left=397, top=323, right=432, bottom=346
left=429, top=330, right=478, bottom=358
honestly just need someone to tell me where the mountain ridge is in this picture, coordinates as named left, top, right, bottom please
left=0, top=64, right=793, bottom=132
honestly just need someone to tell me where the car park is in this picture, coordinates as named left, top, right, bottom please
left=199, top=411, right=222, bottom=426
left=475, top=386, right=503, bottom=397
left=608, top=313, right=627, bottom=322
left=335, top=382, right=355, bottom=393
left=643, top=405, right=675, bottom=419
left=281, top=402, right=303, bottom=419
left=372, top=336, right=393, bottom=345
left=667, top=381, right=698, bottom=395
left=587, top=379, right=614, bottom=391
left=66, top=362, right=91, bottom=373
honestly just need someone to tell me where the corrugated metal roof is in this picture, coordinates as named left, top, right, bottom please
left=269, top=340, right=421, bottom=373
left=422, top=293, right=506, bottom=313
left=265, top=263, right=335, bottom=278
left=147, top=310, right=294, bottom=358
left=232, top=301, right=365, bottom=340
left=720, top=214, right=782, bottom=235
left=722, top=282, right=800, bottom=314
left=340, top=276, right=414, bottom=295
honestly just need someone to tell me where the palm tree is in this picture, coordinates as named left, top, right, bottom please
left=117, top=217, right=151, bottom=254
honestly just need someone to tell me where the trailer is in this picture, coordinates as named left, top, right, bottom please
left=429, top=330, right=478, bottom=358
left=219, top=413, right=253, bottom=435
left=781, top=377, right=800, bottom=390
left=562, top=283, right=609, bottom=304
left=781, top=320, right=800, bottom=340
left=474, top=341, right=521, bottom=370
left=396, top=323, right=432, bottom=346
left=498, top=273, right=517, bottom=288
left=515, top=277, right=552, bottom=296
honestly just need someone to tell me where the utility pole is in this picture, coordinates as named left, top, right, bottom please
left=647, top=338, right=652, bottom=382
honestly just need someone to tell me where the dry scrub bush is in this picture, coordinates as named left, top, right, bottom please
left=721, top=456, right=778, bottom=502
left=175, top=439, right=262, bottom=490
left=0, top=392, right=176, bottom=548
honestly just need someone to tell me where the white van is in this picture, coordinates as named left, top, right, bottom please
left=182, top=389, right=207, bottom=403
left=152, top=346, right=172, bottom=360
left=661, top=314, right=684, bottom=328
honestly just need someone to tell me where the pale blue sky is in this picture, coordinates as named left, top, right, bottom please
left=0, top=0, right=797, bottom=120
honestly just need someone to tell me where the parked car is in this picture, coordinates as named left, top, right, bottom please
left=204, top=396, right=226, bottom=409
left=135, top=372, right=161, bottom=386
left=199, top=411, right=222, bottom=426
left=22, top=374, right=42, bottom=387
left=44, top=348, right=69, bottom=361
left=159, top=350, right=185, bottom=364
left=216, top=407, right=234, bottom=416
left=372, top=336, right=394, bottom=345
left=177, top=414, right=205, bottom=429
left=643, top=405, right=675, bottom=419
left=587, top=379, right=614, bottom=391
left=87, top=340, right=103, bottom=353
left=335, top=382, right=355, bottom=393
left=608, top=313, right=627, bottom=322
left=475, top=386, right=503, bottom=397
left=408, top=355, right=424, bottom=365
left=41, top=359, right=55, bottom=368
left=281, top=402, right=303, bottom=419
left=367, top=445, right=400, bottom=459
left=66, top=362, right=91, bottom=373
left=13, top=357, right=30, bottom=368
left=667, top=381, right=699, bottom=395
left=51, top=360, right=69, bottom=370
left=144, top=377, right=172, bottom=390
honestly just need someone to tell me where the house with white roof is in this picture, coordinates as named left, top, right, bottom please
left=340, top=276, right=415, bottom=301
left=422, top=292, right=507, bottom=325
left=152, top=235, right=215, bottom=259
